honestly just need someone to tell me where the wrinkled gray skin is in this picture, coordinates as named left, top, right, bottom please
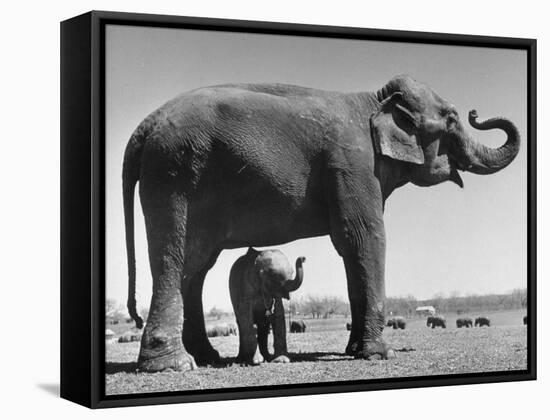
left=290, top=320, right=306, bottom=333
left=123, top=75, right=520, bottom=372
left=456, top=317, right=473, bottom=328
left=427, top=316, right=446, bottom=328
left=229, top=248, right=305, bottom=365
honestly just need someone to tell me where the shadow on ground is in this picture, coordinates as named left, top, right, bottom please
left=105, top=362, right=137, bottom=374
left=211, top=353, right=350, bottom=366
left=287, top=351, right=350, bottom=362
left=37, top=383, right=59, bottom=396
left=106, top=352, right=350, bottom=373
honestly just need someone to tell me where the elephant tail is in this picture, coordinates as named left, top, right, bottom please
left=123, top=127, right=148, bottom=329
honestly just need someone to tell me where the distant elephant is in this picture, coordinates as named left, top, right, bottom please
left=206, top=323, right=237, bottom=337
left=475, top=317, right=491, bottom=327
left=346, top=322, right=352, bottom=331
left=290, top=320, right=307, bottom=333
left=118, top=331, right=142, bottom=343
left=386, top=316, right=406, bottom=329
left=123, top=76, right=520, bottom=371
left=427, top=316, right=446, bottom=329
left=229, top=248, right=305, bottom=365
left=523, top=315, right=528, bottom=325
left=456, top=317, right=473, bottom=328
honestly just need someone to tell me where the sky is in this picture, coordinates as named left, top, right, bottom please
left=105, top=24, right=527, bottom=313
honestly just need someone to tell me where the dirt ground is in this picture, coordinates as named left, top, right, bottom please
left=105, top=309, right=527, bottom=395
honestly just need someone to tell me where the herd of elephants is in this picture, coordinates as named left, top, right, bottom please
left=121, top=75, right=521, bottom=372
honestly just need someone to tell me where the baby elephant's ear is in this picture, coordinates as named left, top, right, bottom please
left=370, top=92, right=424, bottom=165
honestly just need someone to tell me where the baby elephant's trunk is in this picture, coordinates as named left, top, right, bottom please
left=283, top=256, right=306, bottom=294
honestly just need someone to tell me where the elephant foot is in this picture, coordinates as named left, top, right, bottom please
left=138, top=349, right=197, bottom=372
left=138, top=334, right=198, bottom=372
left=236, top=351, right=264, bottom=366
left=353, top=340, right=396, bottom=361
left=188, top=344, right=221, bottom=366
left=345, top=340, right=359, bottom=356
left=271, top=355, right=290, bottom=363
left=182, top=326, right=221, bottom=366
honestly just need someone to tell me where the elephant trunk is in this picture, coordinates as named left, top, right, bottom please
left=284, top=257, right=306, bottom=293
left=456, top=110, right=520, bottom=175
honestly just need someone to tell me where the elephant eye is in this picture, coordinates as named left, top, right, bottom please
left=447, top=114, right=458, bottom=128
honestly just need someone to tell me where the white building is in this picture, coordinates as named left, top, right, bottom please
left=415, top=306, right=436, bottom=316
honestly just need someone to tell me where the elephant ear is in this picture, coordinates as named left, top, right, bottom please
left=371, top=92, right=424, bottom=165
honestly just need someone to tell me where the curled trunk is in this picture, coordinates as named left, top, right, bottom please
left=284, top=257, right=306, bottom=293
left=458, top=110, right=520, bottom=175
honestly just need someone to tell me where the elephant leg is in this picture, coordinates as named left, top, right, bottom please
left=256, top=314, right=271, bottom=362
left=341, top=252, right=393, bottom=359
left=328, top=173, right=393, bottom=360
left=271, top=298, right=290, bottom=363
left=137, top=188, right=196, bottom=372
left=235, top=307, right=263, bottom=366
left=345, top=275, right=362, bottom=355
left=182, top=251, right=221, bottom=365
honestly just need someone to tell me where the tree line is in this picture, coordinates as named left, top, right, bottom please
left=284, top=288, right=527, bottom=318
left=385, top=288, right=527, bottom=317
left=106, top=288, right=527, bottom=324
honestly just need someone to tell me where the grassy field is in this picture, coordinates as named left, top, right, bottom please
left=105, top=309, right=527, bottom=395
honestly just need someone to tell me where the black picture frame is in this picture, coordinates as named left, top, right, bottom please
left=60, top=10, right=537, bottom=409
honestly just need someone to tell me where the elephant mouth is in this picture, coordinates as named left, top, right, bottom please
left=450, top=167, right=464, bottom=188
left=448, top=157, right=465, bottom=188
left=449, top=155, right=464, bottom=171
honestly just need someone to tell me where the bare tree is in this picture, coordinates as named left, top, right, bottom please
left=105, top=298, right=119, bottom=314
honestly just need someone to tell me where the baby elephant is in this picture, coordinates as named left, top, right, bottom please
left=427, top=315, right=446, bottom=329
left=456, top=317, right=473, bottom=328
left=229, top=248, right=305, bottom=365
left=475, top=316, right=491, bottom=327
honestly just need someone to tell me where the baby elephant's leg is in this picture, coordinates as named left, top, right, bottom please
left=257, top=315, right=271, bottom=362
left=236, top=307, right=264, bottom=366
left=271, top=298, right=290, bottom=363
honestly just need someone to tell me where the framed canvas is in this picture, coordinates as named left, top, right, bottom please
left=60, top=10, right=536, bottom=408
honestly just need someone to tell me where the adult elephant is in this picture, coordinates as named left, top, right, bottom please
left=387, top=316, right=406, bottom=329
left=456, top=317, right=473, bottom=328
left=118, top=331, right=142, bottom=343
left=206, top=323, right=237, bottom=337
left=123, top=75, right=520, bottom=371
left=290, top=320, right=307, bottom=333
left=229, top=248, right=305, bottom=364
left=475, top=316, right=491, bottom=327
left=427, top=316, right=446, bottom=329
